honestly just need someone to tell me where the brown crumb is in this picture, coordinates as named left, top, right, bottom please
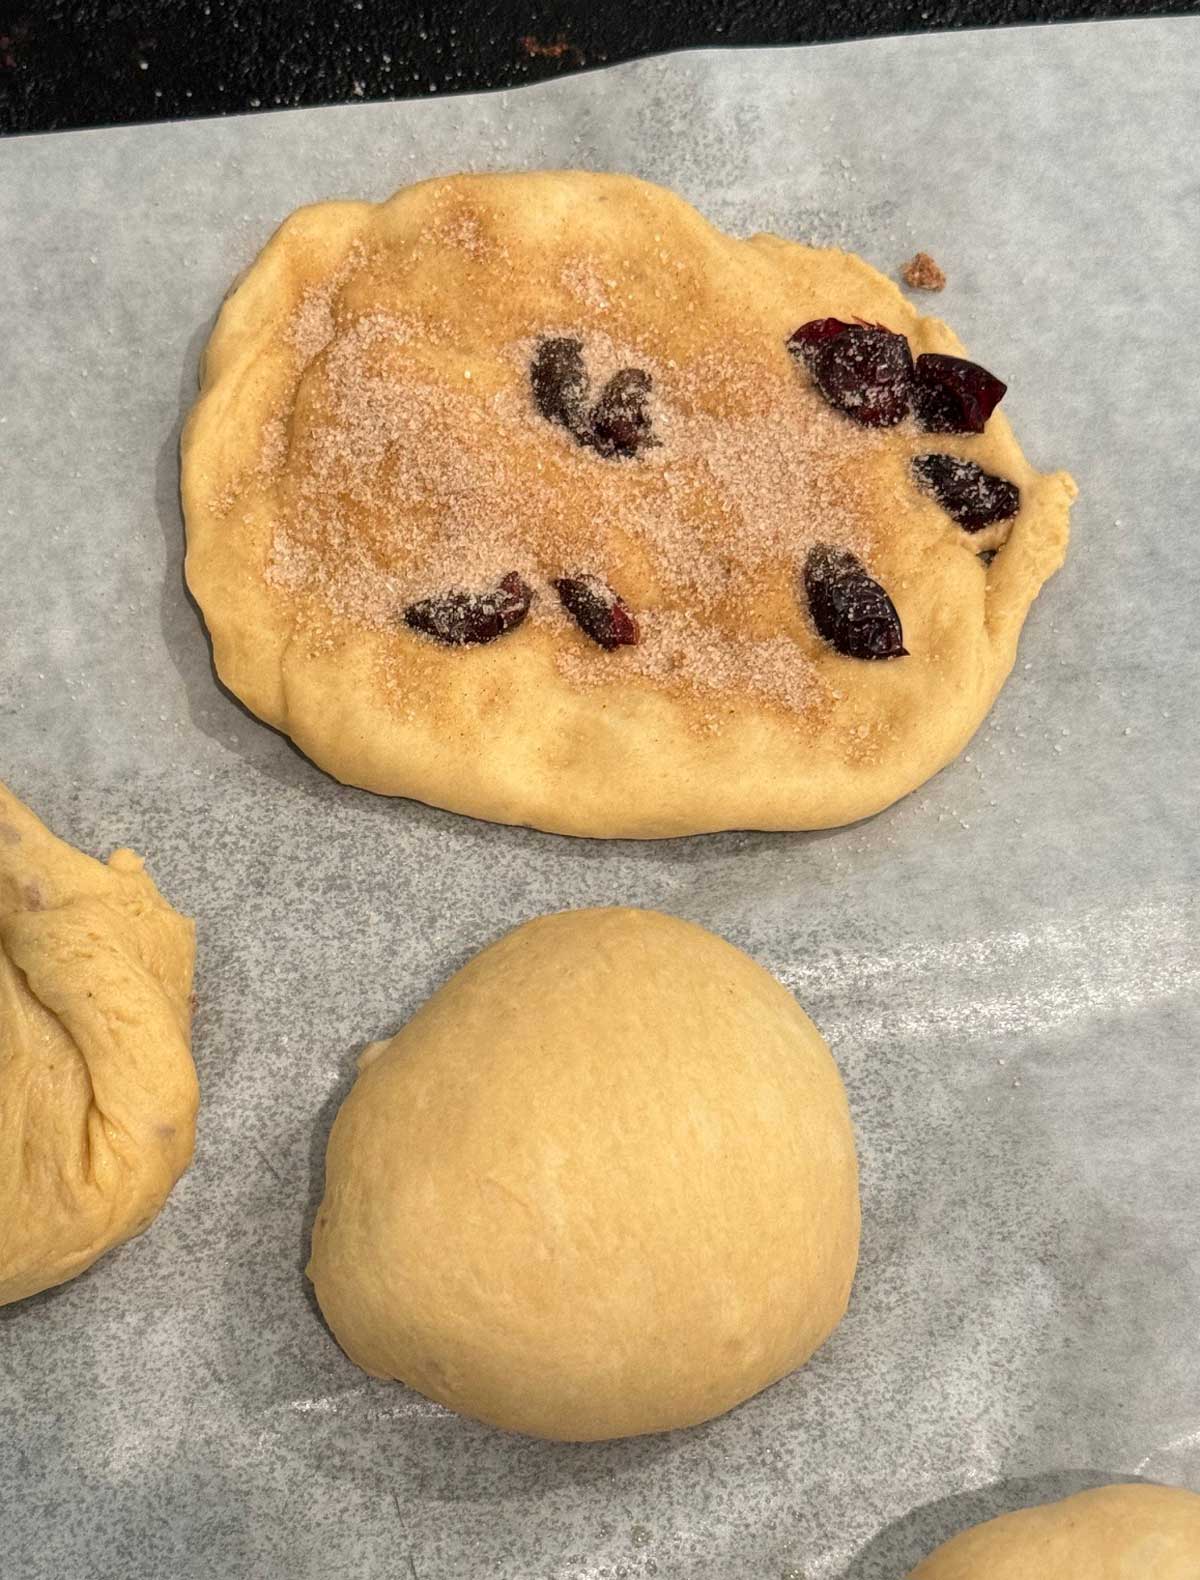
left=520, top=34, right=584, bottom=65
left=901, top=252, right=947, bottom=292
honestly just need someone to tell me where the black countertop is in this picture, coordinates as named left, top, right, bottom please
left=2, top=0, right=1195, bottom=135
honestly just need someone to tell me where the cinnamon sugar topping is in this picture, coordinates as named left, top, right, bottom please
left=256, top=252, right=896, bottom=721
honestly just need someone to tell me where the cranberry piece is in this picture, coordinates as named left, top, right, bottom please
left=787, top=318, right=856, bottom=368
left=912, top=453, right=1020, bottom=531
left=804, top=544, right=907, bottom=660
left=553, top=576, right=640, bottom=650
left=791, top=321, right=914, bottom=427
left=531, top=337, right=589, bottom=436
left=913, top=353, right=1006, bottom=433
left=404, top=572, right=532, bottom=646
left=531, top=342, right=656, bottom=458
left=589, top=368, right=654, bottom=458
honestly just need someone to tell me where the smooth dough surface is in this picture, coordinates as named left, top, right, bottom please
left=908, top=1484, right=1200, bottom=1579
left=307, top=907, right=860, bottom=1440
left=0, top=783, right=198, bottom=1307
left=183, top=170, right=1075, bottom=838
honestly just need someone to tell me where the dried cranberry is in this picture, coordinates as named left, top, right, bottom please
left=553, top=577, right=640, bottom=650
left=531, top=342, right=656, bottom=458
left=804, top=544, right=907, bottom=660
left=912, top=453, right=1020, bottom=531
left=791, top=321, right=914, bottom=427
left=404, top=572, right=532, bottom=646
left=913, top=353, right=1006, bottom=433
left=589, top=368, right=654, bottom=459
left=531, top=338, right=589, bottom=436
left=787, top=318, right=856, bottom=368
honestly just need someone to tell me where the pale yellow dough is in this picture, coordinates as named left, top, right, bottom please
left=0, top=783, right=198, bottom=1307
left=183, top=170, right=1076, bottom=838
left=908, top=1484, right=1200, bottom=1578
left=307, top=907, right=859, bottom=1441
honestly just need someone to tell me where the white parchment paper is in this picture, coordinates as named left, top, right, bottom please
left=1, top=19, right=1198, bottom=1579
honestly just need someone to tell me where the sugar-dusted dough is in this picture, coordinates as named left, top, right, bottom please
left=0, top=783, right=198, bottom=1307
left=908, top=1484, right=1200, bottom=1578
left=307, top=907, right=859, bottom=1441
left=183, top=170, right=1075, bottom=838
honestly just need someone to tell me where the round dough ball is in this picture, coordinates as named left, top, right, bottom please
left=183, top=170, right=1076, bottom=838
left=908, top=1484, right=1200, bottom=1578
left=308, top=907, right=859, bottom=1440
left=0, top=781, right=198, bottom=1307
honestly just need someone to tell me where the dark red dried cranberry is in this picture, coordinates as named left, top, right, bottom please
left=589, top=368, right=654, bottom=458
left=404, top=572, right=532, bottom=646
left=787, top=318, right=856, bottom=368
left=912, top=453, right=1020, bottom=532
left=804, top=544, right=907, bottom=660
left=791, top=321, right=914, bottom=427
left=531, top=342, right=656, bottom=458
left=553, top=576, right=640, bottom=651
left=531, top=338, right=589, bottom=436
left=913, top=353, right=1006, bottom=433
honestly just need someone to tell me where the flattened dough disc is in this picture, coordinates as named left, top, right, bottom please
left=183, top=171, right=1075, bottom=837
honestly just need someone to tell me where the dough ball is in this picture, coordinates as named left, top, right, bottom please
left=908, top=1483, right=1200, bottom=1578
left=308, top=907, right=859, bottom=1441
left=0, top=782, right=198, bottom=1307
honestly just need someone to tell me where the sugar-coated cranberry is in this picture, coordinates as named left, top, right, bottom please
left=553, top=576, right=640, bottom=650
left=787, top=318, right=856, bottom=367
left=913, top=353, right=1006, bottom=433
left=404, top=572, right=533, bottom=646
left=912, top=453, right=1020, bottom=531
left=789, top=320, right=914, bottom=427
left=804, top=544, right=907, bottom=659
left=531, top=338, right=589, bottom=436
left=589, top=368, right=654, bottom=458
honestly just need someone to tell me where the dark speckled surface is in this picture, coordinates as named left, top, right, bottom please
left=0, top=0, right=1197, bottom=133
